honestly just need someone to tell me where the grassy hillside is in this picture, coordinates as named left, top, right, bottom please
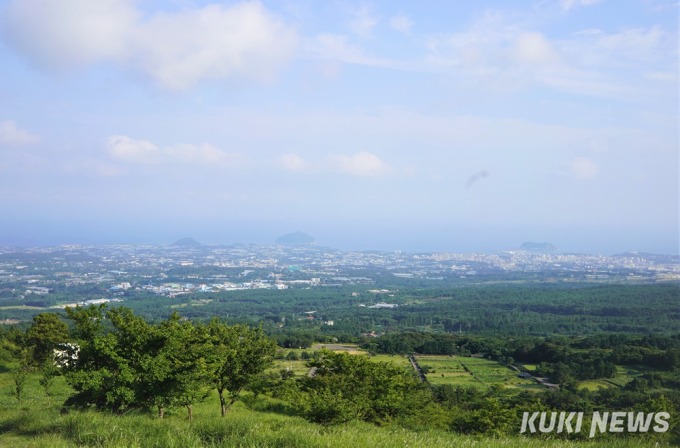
left=0, top=369, right=672, bottom=448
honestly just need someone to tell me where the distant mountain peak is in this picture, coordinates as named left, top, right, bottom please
left=276, top=231, right=315, bottom=245
left=172, top=237, right=201, bottom=246
left=520, top=242, right=558, bottom=251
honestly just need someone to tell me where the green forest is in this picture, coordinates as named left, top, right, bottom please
left=1, top=288, right=679, bottom=447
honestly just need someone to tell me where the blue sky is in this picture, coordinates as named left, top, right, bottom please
left=0, top=0, right=677, bottom=254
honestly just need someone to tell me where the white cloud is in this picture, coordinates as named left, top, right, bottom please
left=390, top=15, right=413, bottom=34
left=305, top=34, right=410, bottom=71
left=0, top=121, right=40, bottom=146
left=574, top=28, right=603, bottom=36
left=129, top=3, right=298, bottom=90
left=106, top=135, right=159, bottom=164
left=561, top=0, right=603, bottom=11
left=570, top=157, right=598, bottom=180
left=106, top=135, right=242, bottom=166
left=563, top=26, right=671, bottom=68
left=425, top=19, right=560, bottom=71
left=593, top=25, right=667, bottom=62
left=278, top=154, right=307, bottom=171
left=329, top=151, right=392, bottom=177
left=348, top=6, right=377, bottom=37
left=510, top=32, right=559, bottom=65
left=0, top=0, right=137, bottom=69
left=1, top=0, right=298, bottom=90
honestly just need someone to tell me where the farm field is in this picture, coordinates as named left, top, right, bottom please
left=271, top=348, right=413, bottom=377
left=516, top=363, right=537, bottom=371
left=366, top=353, right=412, bottom=368
left=274, top=349, right=549, bottom=393
left=415, top=355, right=542, bottom=391
left=251, top=345, right=658, bottom=396
left=577, top=365, right=651, bottom=391
left=578, top=379, right=617, bottom=391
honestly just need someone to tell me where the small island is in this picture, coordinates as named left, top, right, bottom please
left=276, top=231, right=315, bottom=245
left=172, top=237, right=201, bottom=246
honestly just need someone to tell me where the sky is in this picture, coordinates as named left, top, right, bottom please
left=0, top=0, right=677, bottom=254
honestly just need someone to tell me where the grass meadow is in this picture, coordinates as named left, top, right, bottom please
left=0, top=366, right=667, bottom=448
left=0, top=348, right=668, bottom=447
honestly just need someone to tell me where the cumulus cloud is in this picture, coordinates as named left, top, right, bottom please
left=0, top=0, right=298, bottom=90
left=510, top=33, right=559, bottom=65
left=570, top=157, right=598, bottom=180
left=390, top=15, right=413, bottom=34
left=329, top=151, right=392, bottom=177
left=561, top=0, right=603, bottom=11
left=0, top=0, right=137, bottom=69
left=106, top=135, right=242, bottom=166
left=129, top=3, right=298, bottom=90
left=0, top=121, right=40, bottom=146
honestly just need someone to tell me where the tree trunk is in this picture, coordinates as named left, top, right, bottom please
left=219, top=389, right=227, bottom=417
left=226, top=397, right=238, bottom=412
left=187, top=404, right=193, bottom=421
left=159, top=407, right=164, bottom=419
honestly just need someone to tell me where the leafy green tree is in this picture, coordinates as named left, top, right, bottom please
left=295, top=387, right=360, bottom=427
left=25, top=313, right=69, bottom=366
left=207, top=319, right=277, bottom=417
left=11, top=360, right=29, bottom=407
left=38, top=361, right=59, bottom=406
left=160, top=317, right=212, bottom=421
left=297, top=349, right=432, bottom=425
left=63, top=305, right=151, bottom=412
left=450, top=397, right=516, bottom=436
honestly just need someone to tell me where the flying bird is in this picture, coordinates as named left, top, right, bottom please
left=464, top=170, right=489, bottom=189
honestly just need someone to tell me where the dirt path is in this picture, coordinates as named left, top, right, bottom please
left=409, top=355, right=426, bottom=382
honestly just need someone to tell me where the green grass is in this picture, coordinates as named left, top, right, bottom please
left=272, top=358, right=310, bottom=377
left=366, top=354, right=412, bottom=368
left=578, top=380, right=616, bottom=391
left=2, top=405, right=664, bottom=448
left=0, top=367, right=668, bottom=447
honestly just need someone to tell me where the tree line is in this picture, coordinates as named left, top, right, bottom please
left=5, top=306, right=275, bottom=420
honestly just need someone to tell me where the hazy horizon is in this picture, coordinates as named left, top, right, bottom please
left=0, top=1, right=677, bottom=256
left=0, top=222, right=677, bottom=256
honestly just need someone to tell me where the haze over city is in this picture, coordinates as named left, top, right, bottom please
left=0, top=0, right=677, bottom=254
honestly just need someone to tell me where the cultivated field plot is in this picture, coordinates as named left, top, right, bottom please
left=272, top=358, right=310, bottom=376
left=416, top=356, right=542, bottom=391
left=272, top=348, right=414, bottom=378
left=577, top=365, right=651, bottom=391
left=516, top=363, right=537, bottom=371
left=415, top=355, right=480, bottom=387
left=367, top=354, right=412, bottom=369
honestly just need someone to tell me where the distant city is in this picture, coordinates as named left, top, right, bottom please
left=1, top=238, right=678, bottom=313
